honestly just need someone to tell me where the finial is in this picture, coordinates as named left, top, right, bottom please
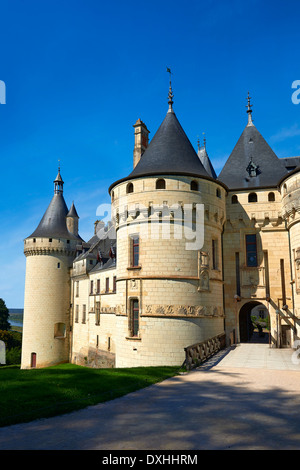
left=197, top=136, right=200, bottom=151
left=202, top=132, right=206, bottom=149
left=166, top=67, right=174, bottom=113
left=246, top=91, right=254, bottom=126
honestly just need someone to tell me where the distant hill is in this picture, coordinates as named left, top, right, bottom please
left=9, top=309, right=24, bottom=315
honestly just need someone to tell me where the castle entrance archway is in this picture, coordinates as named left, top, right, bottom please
left=239, top=301, right=270, bottom=343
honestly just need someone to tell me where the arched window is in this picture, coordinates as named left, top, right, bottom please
left=126, top=182, right=134, bottom=194
left=268, top=192, right=275, bottom=202
left=190, top=180, right=198, bottom=191
left=231, top=195, right=238, bottom=204
left=248, top=192, right=257, bottom=203
left=216, top=188, right=221, bottom=198
left=156, top=179, right=166, bottom=189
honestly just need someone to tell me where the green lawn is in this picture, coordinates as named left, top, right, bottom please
left=0, top=364, right=180, bottom=428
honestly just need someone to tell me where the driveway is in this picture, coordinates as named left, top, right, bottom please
left=0, top=344, right=300, bottom=450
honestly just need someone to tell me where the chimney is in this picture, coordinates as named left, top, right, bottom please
left=133, top=119, right=150, bottom=168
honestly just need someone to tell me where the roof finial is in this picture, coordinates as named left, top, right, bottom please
left=202, top=132, right=206, bottom=149
left=246, top=91, right=254, bottom=126
left=166, top=67, right=174, bottom=113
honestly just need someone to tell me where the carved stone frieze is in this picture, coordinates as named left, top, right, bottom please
left=144, top=304, right=224, bottom=318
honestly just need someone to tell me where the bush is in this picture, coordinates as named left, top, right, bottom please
left=0, top=330, right=22, bottom=349
left=6, top=347, right=21, bottom=365
left=0, top=330, right=22, bottom=365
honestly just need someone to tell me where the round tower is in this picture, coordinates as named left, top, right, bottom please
left=280, top=168, right=300, bottom=344
left=21, top=169, right=82, bottom=369
left=109, top=83, right=227, bottom=367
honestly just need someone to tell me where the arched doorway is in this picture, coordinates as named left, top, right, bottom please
left=239, top=301, right=270, bottom=343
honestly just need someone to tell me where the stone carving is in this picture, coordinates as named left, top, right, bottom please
left=144, top=304, right=224, bottom=318
left=198, top=269, right=210, bottom=291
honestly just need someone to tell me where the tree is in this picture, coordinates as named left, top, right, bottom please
left=0, top=298, right=11, bottom=331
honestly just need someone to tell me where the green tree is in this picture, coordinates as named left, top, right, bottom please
left=0, top=299, right=11, bottom=330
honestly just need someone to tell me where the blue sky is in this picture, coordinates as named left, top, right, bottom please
left=1, top=0, right=300, bottom=308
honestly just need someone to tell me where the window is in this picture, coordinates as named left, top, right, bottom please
left=75, top=281, right=79, bottom=297
left=49, top=238, right=52, bottom=242
left=129, top=299, right=139, bottom=337
left=132, top=236, right=139, bottom=267
left=90, top=280, right=94, bottom=295
left=75, top=305, right=79, bottom=323
left=231, top=195, right=238, bottom=204
left=216, top=188, right=221, bottom=198
left=96, top=279, right=100, bottom=294
left=106, top=277, right=109, bottom=293
left=248, top=192, right=257, bottom=203
left=57, top=262, right=60, bottom=269
left=268, top=192, right=275, bottom=202
left=82, top=305, right=86, bottom=324
left=246, top=234, right=257, bottom=267
left=212, top=239, right=218, bottom=270
left=156, top=178, right=165, bottom=189
left=126, top=182, right=134, bottom=193
left=113, top=276, right=116, bottom=293
left=95, top=302, right=100, bottom=325
left=191, top=180, right=198, bottom=191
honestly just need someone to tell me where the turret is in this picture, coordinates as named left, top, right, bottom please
left=21, top=168, right=82, bottom=369
left=66, top=202, right=79, bottom=237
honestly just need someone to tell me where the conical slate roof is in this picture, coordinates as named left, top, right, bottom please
left=128, top=110, right=210, bottom=179
left=218, top=122, right=287, bottom=190
left=27, top=172, right=82, bottom=240
left=198, top=145, right=217, bottom=179
left=67, top=201, right=79, bottom=218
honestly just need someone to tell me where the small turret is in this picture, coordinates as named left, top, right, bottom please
left=66, top=202, right=79, bottom=237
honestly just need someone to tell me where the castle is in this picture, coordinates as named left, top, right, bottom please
left=21, top=85, right=300, bottom=369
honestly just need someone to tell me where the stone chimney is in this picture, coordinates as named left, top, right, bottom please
left=133, top=119, right=150, bottom=168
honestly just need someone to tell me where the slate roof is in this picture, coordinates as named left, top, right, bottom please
left=198, top=146, right=217, bottom=179
left=129, top=110, right=210, bottom=179
left=27, top=193, right=82, bottom=240
left=218, top=122, right=287, bottom=190
left=67, top=201, right=79, bottom=218
left=108, top=108, right=221, bottom=193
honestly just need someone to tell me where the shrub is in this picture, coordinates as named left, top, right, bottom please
left=6, top=347, right=21, bottom=365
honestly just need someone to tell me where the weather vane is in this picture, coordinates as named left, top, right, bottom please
left=166, top=67, right=174, bottom=111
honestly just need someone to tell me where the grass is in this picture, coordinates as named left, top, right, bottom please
left=0, top=363, right=180, bottom=428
